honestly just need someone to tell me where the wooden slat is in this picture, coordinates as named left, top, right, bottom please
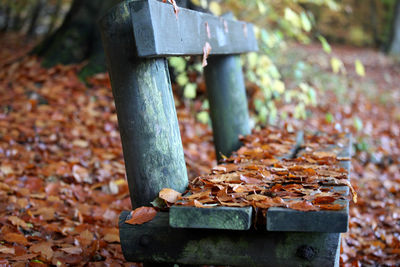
left=266, top=134, right=352, bottom=232
left=129, top=0, right=258, bottom=57
left=120, top=211, right=341, bottom=266
left=169, top=206, right=252, bottom=230
left=266, top=199, right=349, bottom=233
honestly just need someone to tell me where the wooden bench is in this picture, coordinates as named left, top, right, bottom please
left=100, top=1, right=351, bottom=266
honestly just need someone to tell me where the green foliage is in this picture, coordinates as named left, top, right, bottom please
left=311, top=0, right=397, bottom=47
left=168, top=0, right=350, bottom=127
left=168, top=57, right=203, bottom=100
left=214, top=0, right=338, bottom=126
left=318, top=35, right=332, bottom=54
left=353, top=116, right=364, bottom=132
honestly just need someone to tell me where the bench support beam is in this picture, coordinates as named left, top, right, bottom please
left=204, top=55, right=250, bottom=160
left=100, top=2, right=188, bottom=208
left=120, top=211, right=340, bottom=267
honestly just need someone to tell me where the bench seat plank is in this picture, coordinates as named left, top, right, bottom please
left=266, top=199, right=349, bottom=232
left=129, top=0, right=258, bottom=57
left=169, top=206, right=252, bottom=230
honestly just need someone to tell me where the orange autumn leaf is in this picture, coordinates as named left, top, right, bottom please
left=316, top=203, right=344, bottom=210
left=288, top=200, right=318, bottom=211
left=125, top=206, right=157, bottom=225
left=159, top=188, right=182, bottom=203
left=3, top=233, right=28, bottom=246
left=312, top=196, right=336, bottom=205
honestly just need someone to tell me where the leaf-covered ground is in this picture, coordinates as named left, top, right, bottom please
left=0, top=34, right=399, bottom=266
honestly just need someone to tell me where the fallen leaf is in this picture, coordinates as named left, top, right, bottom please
left=3, top=233, right=29, bottom=246
left=125, top=207, right=157, bottom=225
left=29, top=242, right=53, bottom=260
left=240, top=174, right=263, bottom=184
left=288, top=201, right=318, bottom=211
left=60, top=246, right=82, bottom=255
left=202, top=42, right=212, bottom=67
left=312, top=196, right=336, bottom=204
left=78, top=230, right=94, bottom=247
left=7, top=216, right=30, bottom=230
left=0, top=245, right=15, bottom=254
left=159, top=188, right=182, bottom=203
left=103, top=233, right=120, bottom=243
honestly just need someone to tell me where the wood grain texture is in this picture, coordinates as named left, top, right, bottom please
left=120, top=211, right=340, bottom=267
left=100, top=2, right=188, bottom=208
left=267, top=199, right=349, bottom=233
left=129, top=0, right=258, bottom=57
left=169, top=206, right=252, bottom=230
left=204, top=55, right=250, bottom=160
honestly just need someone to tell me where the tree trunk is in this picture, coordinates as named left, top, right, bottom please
left=388, top=0, right=400, bottom=55
left=0, top=0, right=12, bottom=32
left=32, top=0, right=121, bottom=80
left=32, top=0, right=203, bottom=80
left=27, top=0, right=45, bottom=37
left=46, top=0, right=62, bottom=36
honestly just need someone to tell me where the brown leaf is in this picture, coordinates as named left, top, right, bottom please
left=7, top=216, right=30, bottom=230
left=312, top=196, right=336, bottom=204
left=184, top=190, right=211, bottom=200
left=246, top=194, right=268, bottom=201
left=0, top=245, right=15, bottom=255
left=194, top=199, right=214, bottom=208
left=202, top=42, right=212, bottom=67
left=72, top=164, right=91, bottom=183
left=103, top=232, right=120, bottom=243
left=77, top=229, right=94, bottom=247
left=288, top=201, right=318, bottom=211
left=240, top=174, right=263, bottom=184
left=3, top=233, right=28, bottom=246
left=125, top=206, right=157, bottom=225
left=29, top=242, right=54, bottom=260
left=316, top=203, right=344, bottom=210
left=159, top=188, right=182, bottom=203
left=60, top=246, right=82, bottom=255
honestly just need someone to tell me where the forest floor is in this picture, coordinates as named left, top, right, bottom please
left=0, top=33, right=399, bottom=266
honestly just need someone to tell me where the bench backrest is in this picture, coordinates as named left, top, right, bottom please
left=100, top=0, right=258, bottom=208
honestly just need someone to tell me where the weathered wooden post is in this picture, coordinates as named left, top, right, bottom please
left=99, top=2, right=188, bottom=208
left=204, top=55, right=250, bottom=160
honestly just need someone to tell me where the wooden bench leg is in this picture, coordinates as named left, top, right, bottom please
left=204, top=55, right=251, bottom=160
left=100, top=2, right=188, bottom=208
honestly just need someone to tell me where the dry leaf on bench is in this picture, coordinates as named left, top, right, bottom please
left=125, top=206, right=157, bottom=225
left=159, top=188, right=181, bottom=203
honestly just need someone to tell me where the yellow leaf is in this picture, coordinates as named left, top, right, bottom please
left=257, top=0, right=267, bottom=14
left=330, top=57, right=345, bottom=74
left=300, top=12, right=312, bottom=32
left=318, top=35, right=331, bottom=54
left=355, top=59, right=365, bottom=77
left=209, top=1, right=221, bottom=16
left=284, top=8, right=300, bottom=28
